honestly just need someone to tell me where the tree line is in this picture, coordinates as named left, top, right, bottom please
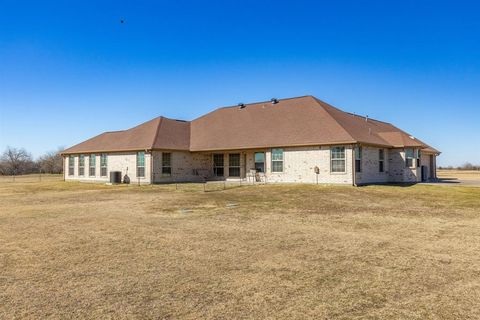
left=0, top=146, right=64, bottom=175
left=438, top=163, right=480, bottom=171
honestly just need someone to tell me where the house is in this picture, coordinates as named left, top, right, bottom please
left=61, top=96, right=440, bottom=185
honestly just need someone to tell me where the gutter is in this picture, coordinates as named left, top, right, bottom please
left=150, top=149, right=154, bottom=183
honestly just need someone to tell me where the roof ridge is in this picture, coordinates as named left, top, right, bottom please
left=104, top=130, right=125, bottom=133
left=219, top=95, right=313, bottom=110
left=313, top=97, right=397, bottom=146
left=191, top=95, right=313, bottom=122
left=151, top=116, right=164, bottom=149
left=344, top=112, right=392, bottom=125
left=311, top=97, right=356, bottom=143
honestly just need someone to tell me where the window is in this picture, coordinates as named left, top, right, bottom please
left=68, top=156, right=74, bottom=176
left=271, top=148, right=283, bottom=172
left=100, top=154, right=107, bottom=177
left=213, top=154, right=224, bottom=176
left=331, top=147, right=346, bottom=173
left=355, top=146, right=362, bottom=173
left=379, top=149, right=385, bottom=172
left=137, top=152, right=145, bottom=177
left=78, top=155, right=85, bottom=176
left=89, top=154, right=96, bottom=177
left=229, top=153, right=240, bottom=177
left=254, top=152, right=265, bottom=172
left=416, top=149, right=421, bottom=167
left=162, top=152, right=172, bottom=176
left=406, top=148, right=414, bottom=167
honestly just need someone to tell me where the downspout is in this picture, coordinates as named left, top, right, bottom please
left=352, top=144, right=357, bottom=187
left=149, top=149, right=153, bottom=184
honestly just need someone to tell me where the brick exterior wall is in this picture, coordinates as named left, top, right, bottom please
left=355, top=146, right=390, bottom=184
left=262, top=146, right=353, bottom=184
left=152, top=151, right=211, bottom=183
left=387, top=149, right=420, bottom=183
left=205, top=146, right=353, bottom=184
left=420, top=152, right=437, bottom=180
left=64, top=152, right=151, bottom=184
left=64, top=146, right=437, bottom=185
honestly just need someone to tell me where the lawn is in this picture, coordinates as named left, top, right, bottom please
left=1, top=178, right=480, bottom=319
left=438, top=169, right=480, bottom=181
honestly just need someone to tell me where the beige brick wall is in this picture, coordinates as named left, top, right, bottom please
left=64, top=146, right=435, bottom=185
left=172, top=146, right=354, bottom=184
left=387, top=149, right=419, bottom=183
left=152, top=151, right=211, bottom=183
left=64, top=152, right=151, bottom=184
left=420, top=152, right=437, bottom=180
left=355, top=146, right=389, bottom=184
left=253, top=145, right=354, bottom=184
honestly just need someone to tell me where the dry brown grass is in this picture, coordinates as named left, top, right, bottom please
left=1, top=179, right=480, bottom=319
left=438, top=169, right=480, bottom=181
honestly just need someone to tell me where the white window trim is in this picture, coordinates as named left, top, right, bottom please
left=379, top=149, right=385, bottom=173
left=68, top=156, right=75, bottom=176
left=137, top=152, right=145, bottom=178
left=355, top=146, right=362, bottom=173
left=162, top=152, right=172, bottom=176
left=100, top=154, right=108, bottom=177
left=89, top=155, right=96, bottom=177
left=405, top=148, right=415, bottom=168
left=330, top=146, right=346, bottom=174
left=228, top=153, right=241, bottom=177
left=271, top=148, right=284, bottom=173
left=213, top=153, right=224, bottom=177
left=78, top=155, right=85, bottom=176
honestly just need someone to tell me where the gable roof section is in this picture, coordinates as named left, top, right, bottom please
left=315, top=98, right=430, bottom=148
left=62, top=95, right=440, bottom=154
left=152, top=117, right=190, bottom=150
left=189, top=96, right=438, bottom=152
left=189, top=96, right=355, bottom=151
left=62, top=116, right=190, bottom=154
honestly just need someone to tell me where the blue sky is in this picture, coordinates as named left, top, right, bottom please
left=0, top=0, right=479, bottom=166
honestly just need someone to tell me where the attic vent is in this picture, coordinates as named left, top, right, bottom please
left=409, top=135, right=415, bottom=140
left=271, top=98, right=279, bottom=104
left=238, top=103, right=246, bottom=109
left=175, top=119, right=187, bottom=122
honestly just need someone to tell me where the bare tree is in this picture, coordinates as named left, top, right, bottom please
left=0, top=146, right=36, bottom=175
left=38, top=147, right=64, bottom=174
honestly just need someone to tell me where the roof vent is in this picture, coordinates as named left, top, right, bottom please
left=271, top=98, right=279, bottom=104
left=238, top=103, right=246, bottom=109
left=365, top=115, right=369, bottom=122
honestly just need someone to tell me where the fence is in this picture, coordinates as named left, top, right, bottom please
left=0, top=173, right=63, bottom=183
left=151, top=170, right=268, bottom=192
left=0, top=170, right=269, bottom=193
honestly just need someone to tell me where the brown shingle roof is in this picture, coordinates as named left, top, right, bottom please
left=62, top=116, right=189, bottom=154
left=189, top=96, right=354, bottom=151
left=189, top=96, right=439, bottom=153
left=314, top=98, right=430, bottom=148
left=62, top=95, right=440, bottom=154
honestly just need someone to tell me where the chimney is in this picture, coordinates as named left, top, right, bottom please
left=271, top=98, right=279, bottom=104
